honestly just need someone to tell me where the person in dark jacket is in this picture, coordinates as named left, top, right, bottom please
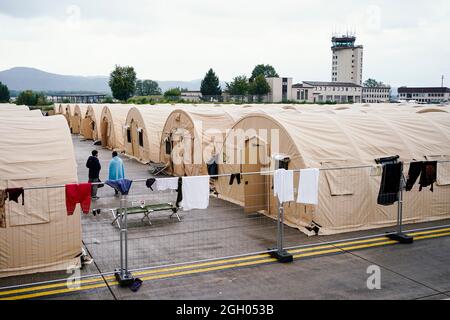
left=86, top=150, right=101, bottom=200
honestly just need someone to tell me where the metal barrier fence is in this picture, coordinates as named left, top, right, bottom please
left=89, top=160, right=450, bottom=285
left=1, top=160, right=449, bottom=287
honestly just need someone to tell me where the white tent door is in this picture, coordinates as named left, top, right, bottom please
left=243, top=137, right=268, bottom=214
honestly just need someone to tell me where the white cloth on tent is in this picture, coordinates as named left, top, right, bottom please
left=273, top=169, right=294, bottom=204
left=181, top=176, right=210, bottom=211
left=155, top=177, right=179, bottom=191
left=297, top=168, right=320, bottom=205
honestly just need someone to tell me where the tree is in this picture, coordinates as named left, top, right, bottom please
left=135, top=79, right=143, bottom=96
left=164, top=87, right=181, bottom=98
left=200, top=68, right=222, bottom=97
left=103, top=96, right=114, bottom=103
left=249, top=75, right=270, bottom=96
left=109, top=65, right=137, bottom=101
left=16, top=90, right=48, bottom=106
left=250, top=64, right=279, bottom=82
left=226, top=75, right=249, bottom=96
left=142, top=80, right=162, bottom=95
left=0, top=81, right=10, bottom=102
left=364, top=78, right=386, bottom=87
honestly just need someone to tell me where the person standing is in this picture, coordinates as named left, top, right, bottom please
left=108, top=151, right=125, bottom=196
left=86, top=150, right=101, bottom=200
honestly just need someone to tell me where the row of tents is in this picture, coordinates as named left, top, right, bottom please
left=1, top=101, right=449, bottom=278
left=56, top=102, right=450, bottom=236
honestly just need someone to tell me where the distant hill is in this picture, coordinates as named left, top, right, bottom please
left=0, top=67, right=226, bottom=94
left=0, top=67, right=110, bottom=93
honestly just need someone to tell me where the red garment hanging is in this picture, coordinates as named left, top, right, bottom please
left=65, top=183, right=92, bottom=215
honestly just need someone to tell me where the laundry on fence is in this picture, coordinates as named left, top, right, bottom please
left=406, top=161, right=422, bottom=191
left=229, top=173, right=242, bottom=185
left=176, top=177, right=183, bottom=207
left=65, top=183, right=92, bottom=215
left=145, top=178, right=156, bottom=191
left=155, top=177, right=179, bottom=191
left=297, top=168, right=320, bottom=205
left=0, top=190, right=6, bottom=228
left=273, top=169, right=294, bottom=204
left=419, top=161, right=437, bottom=192
left=106, top=179, right=133, bottom=195
left=181, top=175, right=210, bottom=211
left=5, top=188, right=25, bottom=205
left=377, top=162, right=402, bottom=206
left=405, top=161, right=438, bottom=192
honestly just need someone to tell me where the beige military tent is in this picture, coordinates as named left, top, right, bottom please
left=0, top=104, right=30, bottom=112
left=83, top=104, right=104, bottom=141
left=99, top=104, right=135, bottom=151
left=52, top=104, right=59, bottom=115
left=0, top=109, right=43, bottom=118
left=0, top=115, right=82, bottom=278
left=58, top=104, right=66, bottom=115
left=74, top=104, right=90, bottom=137
left=215, top=110, right=450, bottom=235
left=159, top=106, right=243, bottom=176
left=64, top=104, right=76, bottom=125
left=124, top=105, right=174, bottom=164
left=71, top=104, right=89, bottom=135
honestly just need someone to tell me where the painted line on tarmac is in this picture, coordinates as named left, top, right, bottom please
left=0, top=235, right=393, bottom=297
left=1, top=227, right=449, bottom=300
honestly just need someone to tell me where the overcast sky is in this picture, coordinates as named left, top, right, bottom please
left=0, top=0, right=449, bottom=86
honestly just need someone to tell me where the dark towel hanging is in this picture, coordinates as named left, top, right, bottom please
left=176, top=177, right=183, bottom=207
left=5, top=188, right=25, bottom=205
left=419, top=161, right=437, bottom=192
left=377, top=162, right=402, bottom=206
left=405, top=161, right=438, bottom=192
left=145, top=178, right=156, bottom=191
left=0, top=190, right=7, bottom=228
left=405, top=161, right=422, bottom=191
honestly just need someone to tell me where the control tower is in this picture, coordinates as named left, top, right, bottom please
left=331, top=34, right=363, bottom=85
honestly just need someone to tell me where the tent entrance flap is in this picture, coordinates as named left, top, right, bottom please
left=81, top=118, right=93, bottom=139
left=101, top=119, right=109, bottom=148
left=172, top=132, right=186, bottom=177
left=243, top=137, right=268, bottom=214
left=131, top=120, right=139, bottom=158
left=72, top=115, right=81, bottom=134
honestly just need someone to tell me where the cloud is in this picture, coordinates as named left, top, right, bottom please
left=0, top=0, right=449, bottom=86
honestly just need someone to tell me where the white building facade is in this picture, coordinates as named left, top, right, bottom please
left=266, top=77, right=293, bottom=103
left=181, top=91, right=202, bottom=102
left=398, top=87, right=450, bottom=104
left=362, top=87, right=391, bottom=103
left=292, top=81, right=362, bottom=103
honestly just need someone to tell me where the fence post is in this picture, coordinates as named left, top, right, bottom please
left=270, top=199, right=293, bottom=263
left=114, top=194, right=134, bottom=286
left=387, top=161, right=414, bottom=244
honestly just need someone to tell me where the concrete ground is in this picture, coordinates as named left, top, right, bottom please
left=0, top=135, right=449, bottom=300
left=17, top=231, right=450, bottom=300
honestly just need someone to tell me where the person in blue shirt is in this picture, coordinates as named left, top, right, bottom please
left=108, top=151, right=125, bottom=196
